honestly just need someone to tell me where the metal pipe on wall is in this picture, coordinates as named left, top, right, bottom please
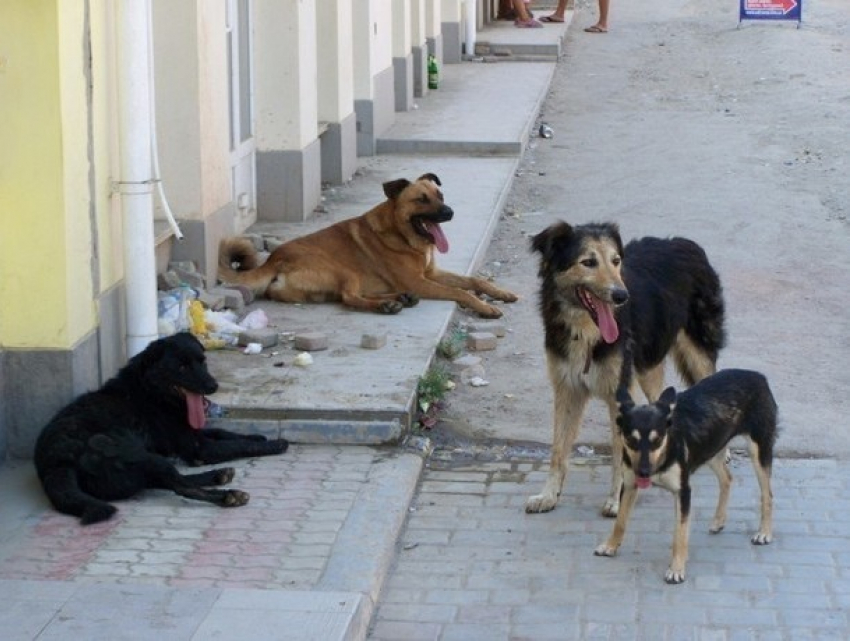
left=116, top=0, right=159, bottom=356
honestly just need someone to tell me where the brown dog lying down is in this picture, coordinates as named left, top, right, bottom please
left=218, top=173, right=518, bottom=318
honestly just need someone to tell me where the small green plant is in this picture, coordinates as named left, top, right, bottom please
left=416, top=365, right=452, bottom=429
left=437, top=326, right=467, bottom=360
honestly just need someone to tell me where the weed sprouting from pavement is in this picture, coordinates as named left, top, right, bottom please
left=416, top=365, right=453, bottom=429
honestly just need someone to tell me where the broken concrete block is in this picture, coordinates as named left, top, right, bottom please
left=449, top=355, right=482, bottom=374
left=265, top=237, right=285, bottom=252
left=294, top=332, right=328, bottom=351
left=238, top=329, right=279, bottom=348
left=169, top=260, right=197, bottom=273
left=208, top=287, right=245, bottom=313
left=466, top=332, right=497, bottom=351
left=157, top=271, right=182, bottom=291
left=196, top=289, right=225, bottom=311
left=231, top=284, right=255, bottom=305
left=468, top=321, right=507, bottom=338
left=361, top=332, right=387, bottom=349
left=172, top=267, right=206, bottom=290
left=243, top=233, right=265, bottom=251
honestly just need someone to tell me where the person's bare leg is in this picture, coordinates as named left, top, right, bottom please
left=512, top=0, right=531, bottom=22
left=585, top=0, right=610, bottom=32
left=543, top=0, right=569, bottom=21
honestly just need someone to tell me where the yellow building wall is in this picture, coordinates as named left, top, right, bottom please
left=0, top=0, right=105, bottom=349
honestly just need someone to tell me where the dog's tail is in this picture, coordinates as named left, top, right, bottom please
left=40, top=468, right=118, bottom=525
left=217, top=237, right=278, bottom=297
left=682, top=241, right=727, bottom=383
left=616, top=333, right=636, bottom=408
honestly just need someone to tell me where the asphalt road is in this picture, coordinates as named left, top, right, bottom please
left=439, top=0, right=850, bottom=459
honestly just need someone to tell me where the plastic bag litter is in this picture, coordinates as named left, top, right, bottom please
left=157, top=287, right=195, bottom=336
left=157, top=286, right=273, bottom=346
left=239, top=309, right=269, bottom=330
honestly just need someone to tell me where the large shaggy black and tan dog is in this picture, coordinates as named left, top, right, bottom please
left=34, top=333, right=288, bottom=525
left=525, top=221, right=726, bottom=517
left=218, top=173, right=517, bottom=318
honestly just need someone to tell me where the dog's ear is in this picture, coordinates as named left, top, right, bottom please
left=530, top=221, right=573, bottom=258
left=657, top=386, right=677, bottom=412
left=610, top=223, right=625, bottom=257
left=615, top=387, right=634, bottom=428
left=383, top=179, right=411, bottom=200
left=417, top=172, right=441, bottom=186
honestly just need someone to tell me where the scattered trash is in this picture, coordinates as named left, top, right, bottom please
left=468, top=376, right=490, bottom=387
left=204, top=399, right=226, bottom=419
left=243, top=342, right=262, bottom=355
left=240, top=309, right=269, bottom=330
left=460, top=365, right=486, bottom=385
left=403, top=542, right=419, bottom=551
left=539, top=123, right=554, bottom=138
left=576, top=445, right=595, bottom=457
left=293, top=352, right=314, bottom=367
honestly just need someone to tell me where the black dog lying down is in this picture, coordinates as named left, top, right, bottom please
left=34, top=333, right=288, bottom=525
left=595, top=364, right=777, bottom=584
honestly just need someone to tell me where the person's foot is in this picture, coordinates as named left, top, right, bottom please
left=584, top=24, right=608, bottom=33
left=540, top=15, right=565, bottom=23
left=515, top=18, right=543, bottom=28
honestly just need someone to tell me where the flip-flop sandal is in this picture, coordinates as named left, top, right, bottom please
left=515, top=19, right=543, bottom=28
left=584, top=25, right=608, bottom=33
left=540, top=16, right=565, bottom=23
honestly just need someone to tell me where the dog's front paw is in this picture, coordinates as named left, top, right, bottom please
left=601, top=497, right=620, bottom=518
left=223, top=490, right=250, bottom=507
left=267, top=438, right=289, bottom=455
left=478, top=304, right=503, bottom=319
left=499, top=290, right=519, bottom=303
left=397, top=293, right=420, bottom=308
left=525, top=493, right=558, bottom=514
left=213, top=467, right=236, bottom=485
left=593, top=542, right=619, bottom=557
left=378, top=300, right=404, bottom=314
left=664, top=566, right=686, bottom=584
left=751, top=531, right=772, bottom=545
left=81, top=503, right=118, bottom=525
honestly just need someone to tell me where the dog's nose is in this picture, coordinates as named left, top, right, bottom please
left=611, top=288, right=629, bottom=305
left=440, top=205, right=454, bottom=220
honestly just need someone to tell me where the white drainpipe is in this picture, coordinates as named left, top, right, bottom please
left=116, top=0, right=158, bottom=356
left=464, top=0, right=476, bottom=57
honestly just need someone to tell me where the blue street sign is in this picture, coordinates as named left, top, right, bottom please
left=739, top=0, right=802, bottom=24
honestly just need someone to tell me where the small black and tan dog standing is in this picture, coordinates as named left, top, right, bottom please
left=594, top=346, right=778, bottom=583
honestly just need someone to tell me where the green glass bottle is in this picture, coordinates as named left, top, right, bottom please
left=428, top=55, right=439, bottom=90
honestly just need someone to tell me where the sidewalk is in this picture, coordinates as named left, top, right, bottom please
left=371, top=455, right=850, bottom=639
left=0, top=15, right=572, bottom=641
left=204, top=19, right=567, bottom=445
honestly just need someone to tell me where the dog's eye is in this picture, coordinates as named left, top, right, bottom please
left=612, top=255, right=622, bottom=266
left=418, top=195, right=430, bottom=204
left=580, top=257, right=597, bottom=268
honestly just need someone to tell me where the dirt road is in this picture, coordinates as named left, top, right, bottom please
left=437, top=0, right=850, bottom=458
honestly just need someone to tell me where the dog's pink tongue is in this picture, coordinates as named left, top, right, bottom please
left=427, top=222, right=449, bottom=254
left=186, top=393, right=207, bottom=430
left=596, top=302, right=619, bottom=344
left=636, top=477, right=652, bottom=489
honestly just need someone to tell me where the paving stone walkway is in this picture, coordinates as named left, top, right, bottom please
left=369, top=455, right=850, bottom=640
